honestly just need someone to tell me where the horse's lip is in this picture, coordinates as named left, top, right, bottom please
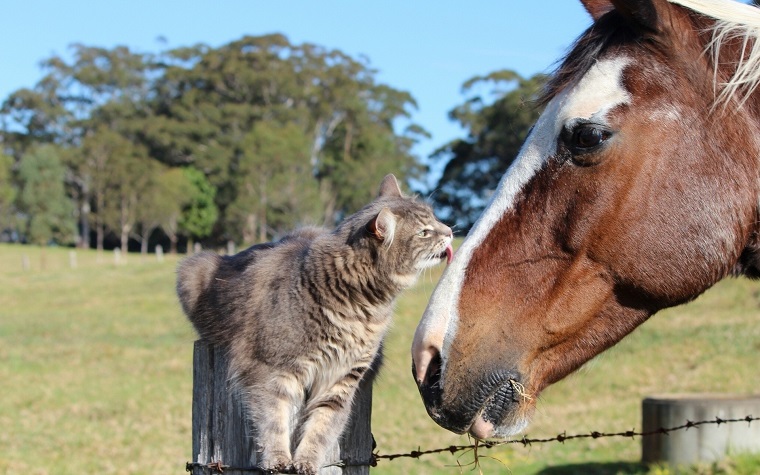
left=420, top=370, right=519, bottom=435
left=454, top=372, right=515, bottom=435
left=465, top=378, right=520, bottom=436
left=482, top=380, right=518, bottom=425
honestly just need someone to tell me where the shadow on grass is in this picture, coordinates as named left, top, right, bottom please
left=537, top=461, right=647, bottom=475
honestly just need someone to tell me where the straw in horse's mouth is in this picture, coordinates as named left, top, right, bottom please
left=479, top=378, right=528, bottom=427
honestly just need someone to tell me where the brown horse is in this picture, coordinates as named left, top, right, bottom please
left=412, top=0, right=760, bottom=439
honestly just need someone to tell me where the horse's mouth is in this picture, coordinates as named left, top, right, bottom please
left=419, top=369, right=524, bottom=436
left=467, top=379, right=522, bottom=438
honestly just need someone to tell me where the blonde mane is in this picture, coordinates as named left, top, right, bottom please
left=670, top=0, right=760, bottom=108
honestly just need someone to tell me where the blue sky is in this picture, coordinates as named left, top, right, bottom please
left=1, top=1, right=591, bottom=183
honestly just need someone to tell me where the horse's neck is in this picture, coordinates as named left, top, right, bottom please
left=737, top=89, right=760, bottom=278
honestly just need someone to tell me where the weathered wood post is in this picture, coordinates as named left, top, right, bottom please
left=190, top=341, right=374, bottom=474
left=642, top=394, right=760, bottom=466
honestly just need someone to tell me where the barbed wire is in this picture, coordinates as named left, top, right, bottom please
left=186, top=415, right=759, bottom=473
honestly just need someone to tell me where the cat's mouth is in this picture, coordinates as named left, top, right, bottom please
left=440, top=243, right=454, bottom=265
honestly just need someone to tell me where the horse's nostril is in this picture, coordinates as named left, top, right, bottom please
left=413, top=348, right=443, bottom=408
left=413, top=344, right=439, bottom=385
left=426, top=351, right=441, bottom=389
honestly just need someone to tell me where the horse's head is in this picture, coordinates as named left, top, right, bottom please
left=413, top=0, right=760, bottom=439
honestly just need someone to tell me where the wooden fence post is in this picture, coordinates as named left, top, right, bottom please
left=642, top=394, right=760, bottom=466
left=190, top=341, right=374, bottom=474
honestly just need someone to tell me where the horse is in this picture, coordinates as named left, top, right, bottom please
left=411, top=0, right=760, bottom=440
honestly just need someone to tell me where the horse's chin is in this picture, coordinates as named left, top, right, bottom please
left=469, top=409, right=531, bottom=440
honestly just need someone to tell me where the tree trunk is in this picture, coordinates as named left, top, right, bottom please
left=140, top=235, right=149, bottom=255
left=96, top=222, right=104, bottom=251
left=170, top=233, right=178, bottom=254
left=120, top=196, right=130, bottom=256
left=95, top=188, right=105, bottom=251
left=80, top=201, right=91, bottom=249
left=258, top=174, right=268, bottom=243
left=121, top=231, right=129, bottom=256
left=243, top=213, right=256, bottom=245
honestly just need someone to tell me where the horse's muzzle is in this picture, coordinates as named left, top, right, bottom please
left=413, top=359, right=523, bottom=437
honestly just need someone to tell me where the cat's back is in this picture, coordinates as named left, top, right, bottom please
left=176, top=226, right=327, bottom=344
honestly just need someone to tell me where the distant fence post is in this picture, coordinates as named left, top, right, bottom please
left=190, top=341, right=373, bottom=474
left=642, top=394, right=760, bottom=466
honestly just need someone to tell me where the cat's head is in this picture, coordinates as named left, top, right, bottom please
left=359, top=174, right=453, bottom=287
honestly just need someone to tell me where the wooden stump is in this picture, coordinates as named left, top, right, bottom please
left=190, top=341, right=373, bottom=474
left=642, top=394, right=760, bottom=466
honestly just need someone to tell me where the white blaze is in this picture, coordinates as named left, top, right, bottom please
left=412, top=57, right=633, bottom=387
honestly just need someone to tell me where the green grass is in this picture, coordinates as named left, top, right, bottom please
left=1, top=243, right=759, bottom=474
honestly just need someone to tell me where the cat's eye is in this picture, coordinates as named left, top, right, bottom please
left=417, top=229, right=431, bottom=238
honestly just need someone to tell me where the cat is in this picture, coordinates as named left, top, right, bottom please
left=177, top=174, right=453, bottom=475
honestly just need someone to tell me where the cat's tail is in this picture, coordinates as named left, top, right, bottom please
left=176, top=251, right=222, bottom=340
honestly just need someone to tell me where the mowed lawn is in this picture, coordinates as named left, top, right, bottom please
left=2, top=243, right=759, bottom=474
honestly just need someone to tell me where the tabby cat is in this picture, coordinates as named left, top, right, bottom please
left=177, top=174, right=453, bottom=475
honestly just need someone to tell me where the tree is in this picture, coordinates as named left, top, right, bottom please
left=144, top=34, right=425, bottom=240
left=101, top=141, right=156, bottom=254
left=3, top=44, right=153, bottom=248
left=178, top=167, right=218, bottom=251
left=226, top=121, right=317, bottom=243
left=18, top=145, right=76, bottom=245
left=0, top=152, right=17, bottom=236
left=135, top=167, right=194, bottom=254
left=431, top=70, right=547, bottom=231
left=1, top=35, right=426, bottom=248
left=79, top=127, right=138, bottom=250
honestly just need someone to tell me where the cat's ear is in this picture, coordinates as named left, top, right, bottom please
left=378, top=174, right=403, bottom=198
left=367, top=208, right=397, bottom=244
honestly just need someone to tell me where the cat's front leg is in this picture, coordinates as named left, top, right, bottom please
left=292, top=367, right=365, bottom=475
left=246, top=374, right=303, bottom=472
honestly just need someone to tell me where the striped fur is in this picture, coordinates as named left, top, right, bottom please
left=177, top=174, right=452, bottom=475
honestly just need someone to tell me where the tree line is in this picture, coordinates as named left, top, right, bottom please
left=1, top=33, right=547, bottom=251
left=0, top=34, right=426, bottom=252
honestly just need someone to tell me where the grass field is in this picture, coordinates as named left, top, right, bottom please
left=1, top=243, right=759, bottom=474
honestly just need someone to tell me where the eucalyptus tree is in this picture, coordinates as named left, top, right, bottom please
left=18, top=145, right=76, bottom=245
left=146, top=34, right=424, bottom=241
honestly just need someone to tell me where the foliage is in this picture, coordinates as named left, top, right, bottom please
left=178, top=167, right=218, bottom=242
left=17, top=145, right=76, bottom=245
left=226, top=120, right=317, bottom=243
left=0, top=152, right=16, bottom=232
left=0, top=35, right=425, bottom=247
left=431, top=70, right=547, bottom=231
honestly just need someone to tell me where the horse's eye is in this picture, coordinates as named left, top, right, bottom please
left=572, top=125, right=611, bottom=150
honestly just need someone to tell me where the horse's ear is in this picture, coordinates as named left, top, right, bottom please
left=378, top=174, right=403, bottom=198
left=580, top=0, right=615, bottom=20
left=612, top=0, right=660, bottom=31
left=581, top=0, right=661, bottom=32
left=367, top=208, right=397, bottom=244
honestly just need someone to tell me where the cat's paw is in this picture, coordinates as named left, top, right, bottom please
left=260, top=451, right=291, bottom=473
left=291, top=459, right=318, bottom=475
